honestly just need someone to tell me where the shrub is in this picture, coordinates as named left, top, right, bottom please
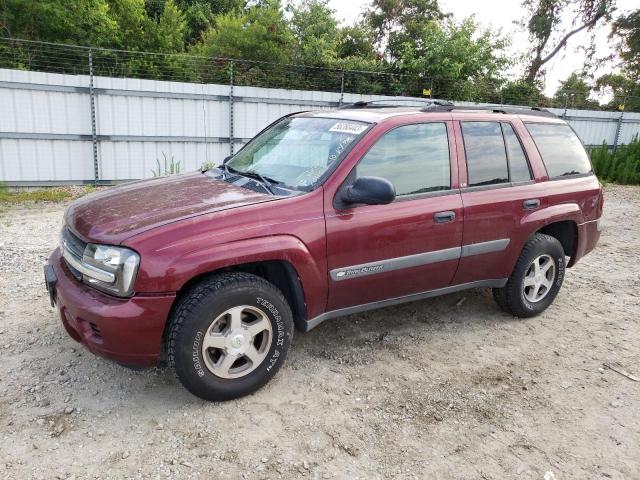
left=589, top=136, right=640, bottom=185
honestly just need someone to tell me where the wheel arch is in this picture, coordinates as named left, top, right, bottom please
left=520, top=202, right=583, bottom=267
left=162, top=259, right=308, bottom=350
left=537, top=220, right=579, bottom=266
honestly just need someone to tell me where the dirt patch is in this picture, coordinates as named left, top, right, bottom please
left=0, top=186, right=638, bottom=479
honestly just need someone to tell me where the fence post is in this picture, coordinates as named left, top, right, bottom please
left=339, top=71, right=345, bottom=106
left=613, top=96, right=627, bottom=155
left=88, top=48, right=99, bottom=184
left=229, top=61, right=234, bottom=156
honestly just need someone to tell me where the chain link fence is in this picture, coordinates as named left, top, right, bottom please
left=2, top=37, right=638, bottom=110
left=1, top=37, right=639, bottom=185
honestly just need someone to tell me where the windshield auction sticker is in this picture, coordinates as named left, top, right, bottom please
left=329, top=122, right=368, bottom=135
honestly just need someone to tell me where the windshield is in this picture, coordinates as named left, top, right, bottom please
left=226, top=117, right=370, bottom=190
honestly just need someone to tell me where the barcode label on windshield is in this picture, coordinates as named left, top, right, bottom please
left=329, top=122, right=368, bottom=135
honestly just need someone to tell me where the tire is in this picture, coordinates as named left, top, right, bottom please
left=492, top=233, right=566, bottom=318
left=168, top=272, right=294, bottom=401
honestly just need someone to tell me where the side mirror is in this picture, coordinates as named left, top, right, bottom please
left=342, top=176, right=396, bottom=206
left=222, top=155, right=232, bottom=164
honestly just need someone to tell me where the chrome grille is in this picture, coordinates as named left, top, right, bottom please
left=60, top=227, right=86, bottom=280
left=61, top=227, right=86, bottom=259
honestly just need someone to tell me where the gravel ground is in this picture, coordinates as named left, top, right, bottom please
left=0, top=185, right=638, bottom=480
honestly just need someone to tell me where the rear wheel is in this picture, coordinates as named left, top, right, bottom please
left=168, top=272, right=293, bottom=401
left=493, top=233, right=566, bottom=318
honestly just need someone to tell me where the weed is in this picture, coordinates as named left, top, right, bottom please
left=0, top=184, right=73, bottom=203
left=152, top=153, right=181, bottom=177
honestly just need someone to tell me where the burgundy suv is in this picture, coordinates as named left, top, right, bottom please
left=45, top=101, right=603, bottom=401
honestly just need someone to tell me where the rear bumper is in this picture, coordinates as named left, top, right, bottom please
left=47, top=249, right=175, bottom=367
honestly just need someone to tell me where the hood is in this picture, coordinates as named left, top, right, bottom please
left=65, top=172, right=274, bottom=244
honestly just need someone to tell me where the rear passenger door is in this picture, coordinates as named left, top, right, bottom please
left=452, top=120, right=542, bottom=285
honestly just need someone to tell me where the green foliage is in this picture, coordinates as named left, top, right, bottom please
left=174, top=0, right=246, bottom=45
left=590, top=137, right=640, bottom=185
left=106, top=0, right=147, bottom=50
left=147, top=0, right=187, bottom=52
left=289, top=0, right=338, bottom=66
left=2, top=0, right=634, bottom=110
left=553, top=73, right=600, bottom=110
left=191, top=0, right=294, bottom=63
left=152, top=153, right=182, bottom=176
left=1, top=0, right=117, bottom=45
left=395, top=17, right=511, bottom=99
left=611, top=9, right=640, bottom=78
left=595, top=73, right=640, bottom=111
left=365, top=0, right=446, bottom=54
left=335, top=24, right=378, bottom=61
left=499, top=80, right=545, bottom=106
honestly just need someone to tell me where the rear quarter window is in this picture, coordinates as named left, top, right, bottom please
left=525, top=123, right=592, bottom=178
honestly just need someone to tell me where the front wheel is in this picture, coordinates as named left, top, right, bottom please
left=493, top=233, right=566, bottom=318
left=168, top=272, right=293, bottom=401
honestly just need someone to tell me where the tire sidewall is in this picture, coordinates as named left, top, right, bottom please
left=517, top=238, right=566, bottom=314
left=174, top=283, right=293, bottom=400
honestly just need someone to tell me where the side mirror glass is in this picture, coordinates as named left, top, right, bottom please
left=342, top=176, right=396, bottom=206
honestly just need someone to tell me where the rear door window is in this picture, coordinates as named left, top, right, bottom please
left=501, top=123, right=532, bottom=182
left=461, top=122, right=509, bottom=187
left=525, top=123, right=592, bottom=178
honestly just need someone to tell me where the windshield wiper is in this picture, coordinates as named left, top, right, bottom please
left=223, top=164, right=277, bottom=195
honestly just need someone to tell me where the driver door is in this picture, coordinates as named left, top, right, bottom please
left=325, top=121, right=464, bottom=311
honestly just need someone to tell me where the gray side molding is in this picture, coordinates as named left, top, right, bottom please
left=461, top=238, right=510, bottom=257
left=330, top=246, right=461, bottom=281
left=331, top=238, right=510, bottom=282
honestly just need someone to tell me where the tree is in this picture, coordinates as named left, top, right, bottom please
left=106, top=0, right=147, bottom=50
left=0, top=0, right=117, bottom=46
left=192, top=1, right=294, bottom=63
left=610, top=9, right=640, bottom=78
left=521, top=0, right=615, bottom=83
left=336, top=23, right=378, bottom=61
left=552, top=72, right=599, bottom=108
left=365, top=0, right=446, bottom=57
left=595, top=73, right=640, bottom=111
left=393, top=17, right=511, bottom=99
left=176, top=0, right=246, bottom=45
left=289, top=0, right=338, bottom=65
left=500, top=80, right=546, bottom=105
left=146, top=0, right=187, bottom=52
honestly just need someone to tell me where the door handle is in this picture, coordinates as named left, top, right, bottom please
left=434, top=211, right=456, bottom=223
left=523, top=199, right=540, bottom=210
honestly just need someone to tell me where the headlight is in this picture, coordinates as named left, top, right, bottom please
left=82, top=244, right=140, bottom=297
left=59, top=226, right=141, bottom=297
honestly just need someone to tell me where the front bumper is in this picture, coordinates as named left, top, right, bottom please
left=46, top=248, right=175, bottom=367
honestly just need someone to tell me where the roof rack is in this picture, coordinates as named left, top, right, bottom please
left=450, top=105, right=557, bottom=118
left=339, top=98, right=557, bottom=118
left=339, top=97, right=454, bottom=111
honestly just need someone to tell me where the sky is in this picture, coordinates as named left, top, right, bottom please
left=326, top=0, right=637, bottom=97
